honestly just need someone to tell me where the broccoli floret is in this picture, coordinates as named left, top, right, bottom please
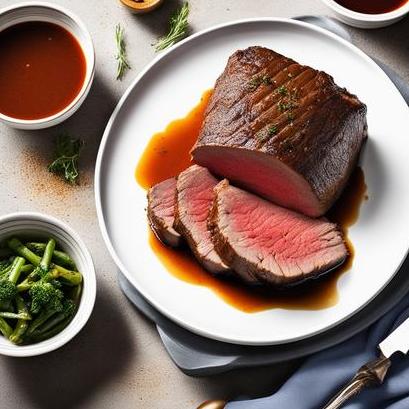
left=0, top=257, right=25, bottom=303
left=38, top=299, right=76, bottom=333
left=25, top=292, right=70, bottom=339
left=0, top=281, right=17, bottom=302
left=29, top=281, right=64, bottom=315
left=27, top=299, right=76, bottom=342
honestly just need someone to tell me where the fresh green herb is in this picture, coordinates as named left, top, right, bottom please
left=278, top=100, right=296, bottom=112
left=248, top=77, right=261, bottom=91
left=255, top=131, right=268, bottom=146
left=115, top=24, right=131, bottom=80
left=154, top=2, right=189, bottom=52
left=48, top=134, right=83, bottom=185
left=287, top=112, right=295, bottom=122
left=255, top=124, right=278, bottom=146
left=249, top=75, right=272, bottom=91
left=277, top=85, right=288, bottom=96
left=268, top=124, right=278, bottom=135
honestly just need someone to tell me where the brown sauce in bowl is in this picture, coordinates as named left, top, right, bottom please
left=136, top=91, right=368, bottom=313
left=0, top=21, right=86, bottom=120
left=334, top=0, right=408, bottom=14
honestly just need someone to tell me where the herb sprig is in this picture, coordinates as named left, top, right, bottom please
left=154, top=2, right=189, bottom=52
left=115, top=24, right=131, bottom=80
left=48, top=135, right=83, bottom=184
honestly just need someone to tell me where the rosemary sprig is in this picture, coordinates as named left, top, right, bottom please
left=115, top=24, right=131, bottom=80
left=48, top=134, right=84, bottom=184
left=154, top=2, right=189, bottom=52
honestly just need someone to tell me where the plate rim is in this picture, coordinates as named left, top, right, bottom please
left=94, top=17, right=409, bottom=345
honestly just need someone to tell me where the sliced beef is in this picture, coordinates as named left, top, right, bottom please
left=147, top=177, right=181, bottom=247
left=209, top=180, right=348, bottom=286
left=175, top=165, right=230, bottom=275
left=192, top=46, right=367, bottom=217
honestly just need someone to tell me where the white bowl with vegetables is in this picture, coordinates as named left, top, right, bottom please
left=0, top=212, right=96, bottom=357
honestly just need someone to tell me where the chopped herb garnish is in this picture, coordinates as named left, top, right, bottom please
left=268, top=124, right=278, bottom=135
left=287, top=112, right=295, bottom=121
left=277, top=85, right=288, bottom=96
left=255, top=130, right=267, bottom=145
left=248, top=77, right=261, bottom=90
left=255, top=124, right=279, bottom=147
left=48, top=134, right=83, bottom=184
left=248, top=74, right=272, bottom=91
left=278, top=99, right=297, bottom=112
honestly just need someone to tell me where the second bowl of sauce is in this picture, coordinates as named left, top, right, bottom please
left=322, top=0, right=409, bottom=28
left=334, top=0, right=408, bottom=14
left=0, top=3, right=95, bottom=129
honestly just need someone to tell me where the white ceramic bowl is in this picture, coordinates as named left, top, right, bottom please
left=321, top=0, right=409, bottom=28
left=0, top=2, right=95, bottom=129
left=0, top=212, right=96, bottom=357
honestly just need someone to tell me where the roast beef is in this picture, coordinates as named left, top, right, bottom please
left=147, top=177, right=182, bottom=247
left=192, top=46, right=367, bottom=217
left=209, top=180, right=348, bottom=286
left=175, top=165, right=230, bottom=275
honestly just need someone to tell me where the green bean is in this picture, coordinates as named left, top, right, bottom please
left=26, top=242, right=77, bottom=270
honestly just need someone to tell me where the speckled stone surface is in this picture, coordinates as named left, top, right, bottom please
left=0, top=1, right=408, bottom=408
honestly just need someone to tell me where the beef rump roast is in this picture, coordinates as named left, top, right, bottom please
left=192, top=46, right=367, bottom=217
left=147, top=177, right=182, bottom=247
left=209, top=180, right=348, bottom=286
left=174, top=165, right=230, bottom=275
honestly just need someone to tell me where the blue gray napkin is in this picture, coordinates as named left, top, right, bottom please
left=226, top=16, right=409, bottom=409
left=226, top=296, right=409, bottom=409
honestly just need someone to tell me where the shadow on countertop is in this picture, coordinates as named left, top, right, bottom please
left=2, top=281, right=135, bottom=409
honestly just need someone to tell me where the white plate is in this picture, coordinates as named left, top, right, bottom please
left=95, top=18, right=409, bottom=345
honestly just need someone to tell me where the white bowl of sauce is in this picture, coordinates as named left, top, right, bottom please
left=321, top=0, right=409, bottom=28
left=0, top=2, right=95, bottom=129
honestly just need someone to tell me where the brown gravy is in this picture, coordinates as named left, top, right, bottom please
left=0, top=21, right=86, bottom=120
left=136, top=91, right=367, bottom=313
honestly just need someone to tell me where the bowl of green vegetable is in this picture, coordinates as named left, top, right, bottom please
left=0, top=212, right=96, bottom=356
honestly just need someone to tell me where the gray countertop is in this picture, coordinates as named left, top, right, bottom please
left=0, top=1, right=408, bottom=408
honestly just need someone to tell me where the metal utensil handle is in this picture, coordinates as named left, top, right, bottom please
left=197, top=400, right=226, bottom=409
left=323, top=354, right=391, bottom=409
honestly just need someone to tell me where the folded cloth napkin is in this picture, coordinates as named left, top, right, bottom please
left=227, top=294, right=409, bottom=409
